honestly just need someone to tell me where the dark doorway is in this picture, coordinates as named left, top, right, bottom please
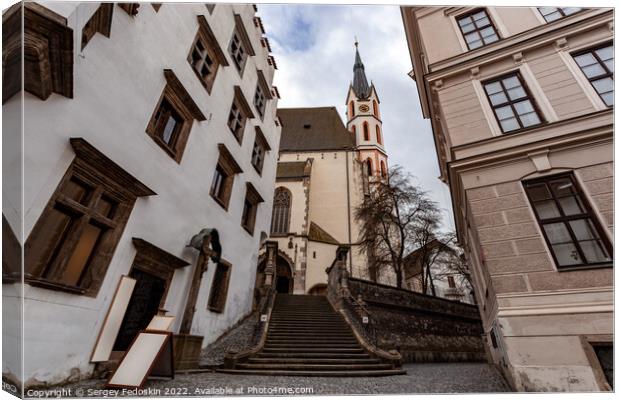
left=276, top=276, right=290, bottom=293
left=113, top=267, right=166, bottom=351
left=593, top=344, right=613, bottom=389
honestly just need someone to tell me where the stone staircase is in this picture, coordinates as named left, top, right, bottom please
left=218, top=294, right=405, bottom=376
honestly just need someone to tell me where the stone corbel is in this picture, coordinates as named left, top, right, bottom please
left=513, top=52, right=524, bottom=66
left=607, top=21, right=614, bottom=33
left=470, top=67, right=480, bottom=79
left=555, top=37, right=569, bottom=52
left=432, top=79, right=443, bottom=92
left=528, top=149, right=552, bottom=172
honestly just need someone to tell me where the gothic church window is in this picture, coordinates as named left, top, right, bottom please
left=572, top=44, right=614, bottom=107
left=349, top=101, right=355, bottom=118
left=365, top=158, right=373, bottom=177
left=373, top=100, right=379, bottom=117
left=376, top=125, right=382, bottom=144
left=380, top=161, right=387, bottom=178
left=363, top=122, right=370, bottom=141
left=271, top=187, right=291, bottom=235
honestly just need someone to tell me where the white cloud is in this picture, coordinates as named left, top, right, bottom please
left=259, top=4, right=455, bottom=231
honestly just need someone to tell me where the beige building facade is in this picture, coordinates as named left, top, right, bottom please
left=402, top=6, right=613, bottom=391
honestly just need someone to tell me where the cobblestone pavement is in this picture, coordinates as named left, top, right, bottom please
left=41, top=363, right=510, bottom=397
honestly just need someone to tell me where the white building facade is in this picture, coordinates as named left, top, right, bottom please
left=2, top=2, right=280, bottom=388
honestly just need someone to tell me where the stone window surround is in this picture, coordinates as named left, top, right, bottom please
left=456, top=9, right=500, bottom=51
left=448, top=7, right=508, bottom=54
left=145, top=69, right=207, bottom=163
left=522, top=172, right=613, bottom=271
left=81, top=3, right=113, bottom=51
left=227, top=86, right=255, bottom=144
left=187, top=15, right=229, bottom=94
left=251, top=126, right=271, bottom=175
left=570, top=42, right=614, bottom=108
left=241, top=182, right=265, bottom=235
left=210, top=143, right=243, bottom=211
left=24, top=138, right=156, bottom=297
left=228, top=13, right=256, bottom=76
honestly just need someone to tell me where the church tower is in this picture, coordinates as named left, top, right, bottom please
left=345, top=41, right=388, bottom=181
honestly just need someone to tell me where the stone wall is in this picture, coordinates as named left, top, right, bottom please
left=348, top=278, right=486, bottom=363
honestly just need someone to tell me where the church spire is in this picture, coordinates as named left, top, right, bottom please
left=352, top=40, right=370, bottom=99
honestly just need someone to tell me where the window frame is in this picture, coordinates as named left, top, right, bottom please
left=24, top=138, right=155, bottom=296
left=210, top=144, right=243, bottom=211
left=187, top=17, right=228, bottom=94
left=270, top=187, right=292, bottom=236
left=537, top=7, right=583, bottom=23
left=241, top=182, right=264, bottom=235
left=523, top=172, right=612, bottom=271
left=482, top=71, right=545, bottom=134
left=228, top=14, right=256, bottom=76
left=81, top=3, right=113, bottom=51
left=227, top=86, right=255, bottom=144
left=251, top=126, right=271, bottom=175
left=571, top=43, right=614, bottom=108
left=456, top=8, right=500, bottom=51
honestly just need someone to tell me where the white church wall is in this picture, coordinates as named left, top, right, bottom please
left=12, top=3, right=279, bottom=386
left=305, top=241, right=337, bottom=291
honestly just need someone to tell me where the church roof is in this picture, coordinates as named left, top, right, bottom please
left=352, top=44, right=370, bottom=99
left=278, top=107, right=355, bottom=152
left=276, top=161, right=312, bottom=180
left=308, top=222, right=340, bottom=245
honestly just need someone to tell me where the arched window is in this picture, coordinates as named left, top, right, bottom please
left=271, top=187, right=291, bottom=234
left=365, top=158, right=373, bottom=176
left=376, top=125, right=382, bottom=145
left=349, top=101, right=355, bottom=118
left=373, top=100, right=379, bottom=118
left=351, top=125, right=356, bottom=135
left=363, top=122, right=369, bottom=141
left=380, top=161, right=387, bottom=178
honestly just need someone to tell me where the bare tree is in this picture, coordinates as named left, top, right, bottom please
left=431, top=232, right=474, bottom=295
left=355, top=165, right=440, bottom=289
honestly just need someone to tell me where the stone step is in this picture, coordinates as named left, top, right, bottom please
left=262, top=347, right=366, bottom=353
left=255, top=352, right=372, bottom=359
left=264, top=342, right=362, bottom=349
left=246, top=357, right=382, bottom=364
left=236, top=363, right=394, bottom=371
left=267, top=334, right=356, bottom=339
left=216, top=369, right=407, bottom=377
left=265, top=339, right=358, bottom=345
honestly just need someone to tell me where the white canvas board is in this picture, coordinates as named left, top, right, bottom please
left=108, top=332, right=169, bottom=388
left=90, top=276, right=136, bottom=362
left=145, top=315, right=175, bottom=332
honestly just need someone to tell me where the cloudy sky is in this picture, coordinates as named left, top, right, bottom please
left=258, top=4, right=456, bottom=231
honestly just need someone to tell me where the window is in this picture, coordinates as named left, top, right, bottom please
left=208, top=261, right=232, bottom=313
left=457, top=9, right=499, bottom=50
left=365, top=158, right=373, bottom=177
left=251, top=127, right=271, bottom=174
left=363, top=122, right=370, bottom=141
left=573, top=44, right=614, bottom=107
left=373, top=100, right=379, bottom=118
left=254, top=71, right=272, bottom=120
left=349, top=101, right=355, bottom=118
left=376, top=125, right=382, bottom=144
left=81, top=3, right=113, bottom=50
left=380, top=161, right=387, bottom=178
left=228, top=14, right=255, bottom=74
left=271, top=187, right=291, bottom=235
left=538, top=7, right=582, bottom=22
left=146, top=70, right=206, bottom=162
left=24, top=138, right=155, bottom=296
left=483, top=72, right=543, bottom=133
left=447, top=276, right=456, bottom=288
left=188, top=17, right=228, bottom=94
left=523, top=173, right=612, bottom=270
left=210, top=144, right=243, bottom=210
left=227, top=86, right=255, bottom=144
left=351, top=125, right=356, bottom=135
left=241, top=183, right=264, bottom=235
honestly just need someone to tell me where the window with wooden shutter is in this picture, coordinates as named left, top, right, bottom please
left=210, top=144, right=243, bottom=210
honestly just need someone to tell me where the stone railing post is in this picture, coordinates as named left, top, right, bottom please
left=263, top=241, right=278, bottom=290
left=336, top=245, right=351, bottom=300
